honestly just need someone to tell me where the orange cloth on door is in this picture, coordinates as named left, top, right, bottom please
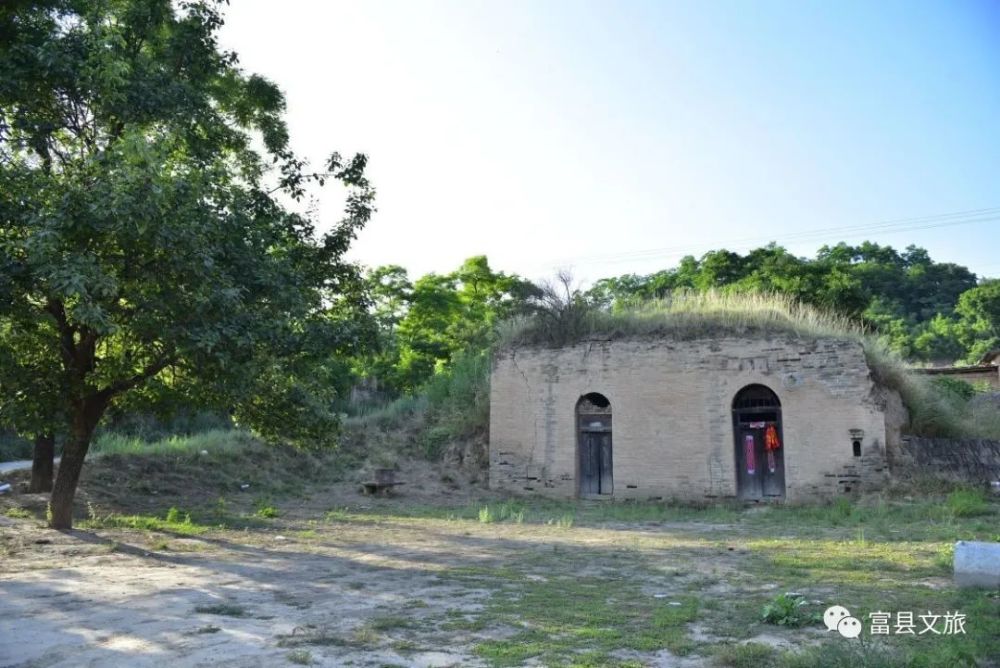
left=765, top=424, right=781, bottom=451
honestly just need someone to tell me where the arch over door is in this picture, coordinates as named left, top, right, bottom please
left=577, top=393, right=613, bottom=497
left=732, top=384, right=785, bottom=501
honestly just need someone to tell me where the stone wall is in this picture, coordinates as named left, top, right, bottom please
left=890, top=437, right=1000, bottom=484
left=489, top=336, right=894, bottom=502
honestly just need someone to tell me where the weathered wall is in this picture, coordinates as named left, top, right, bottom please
left=489, top=337, right=893, bottom=502
left=913, top=367, right=1000, bottom=389
left=890, top=437, right=1000, bottom=484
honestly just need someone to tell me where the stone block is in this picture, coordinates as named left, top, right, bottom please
left=954, top=540, right=1000, bottom=588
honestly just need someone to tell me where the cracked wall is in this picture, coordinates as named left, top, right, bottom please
left=489, top=336, right=894, bottom=502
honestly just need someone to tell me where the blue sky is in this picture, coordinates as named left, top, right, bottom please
left=219, top=0, right=1000, bottom=283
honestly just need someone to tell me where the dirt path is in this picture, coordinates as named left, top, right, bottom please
left=0, top=515, right=491, bottom=667
left=0, top=458, right=59, bottom=476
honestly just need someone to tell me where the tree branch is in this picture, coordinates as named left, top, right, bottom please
left=98, top=353, right=176, bottom=400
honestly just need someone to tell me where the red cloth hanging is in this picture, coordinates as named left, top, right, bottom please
left=765, top=424, right=781, bottom=451
left=744, top=434, right=756, bottom=475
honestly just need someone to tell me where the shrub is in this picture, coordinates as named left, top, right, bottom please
left=761, top=593, right=819, bottom=627
left=945, top=488, right=990, bottom=518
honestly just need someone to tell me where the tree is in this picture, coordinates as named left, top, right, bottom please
left=954, top=281, right=1000, bottom=363
left=0, top=0, right=374, bottom=528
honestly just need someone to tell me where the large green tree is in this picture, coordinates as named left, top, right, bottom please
left=0, top=0, right=374, bottom=528
left=358, top=256, right=537, bottom=395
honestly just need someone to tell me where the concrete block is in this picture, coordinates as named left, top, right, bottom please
left=954, top=540, right=1000, bottom=588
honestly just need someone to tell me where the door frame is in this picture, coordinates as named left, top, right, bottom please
left=732, top=384, right=785, bottom=501
left=576, top=393, right=613, bottom=498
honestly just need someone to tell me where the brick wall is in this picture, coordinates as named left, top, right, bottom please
left=489, top=336, right=894, bottom=502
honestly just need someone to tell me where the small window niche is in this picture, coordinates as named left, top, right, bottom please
left=849, top=429, right=864, bottom=458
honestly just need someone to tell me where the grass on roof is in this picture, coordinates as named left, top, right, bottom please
left=497, top=290, right=863, bottom=348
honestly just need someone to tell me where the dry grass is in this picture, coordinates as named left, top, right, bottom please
left=497, top=290, right=863, bottom=348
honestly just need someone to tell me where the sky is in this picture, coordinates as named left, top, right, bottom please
left=218, top=0, right=1000, bottom=285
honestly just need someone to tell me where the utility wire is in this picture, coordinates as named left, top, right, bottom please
left=529, top=207, right=1000, bottom=271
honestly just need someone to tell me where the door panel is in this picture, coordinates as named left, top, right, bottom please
left=580, top=432, right=599, bottom=495
left=761, top=427, right=785, bottom=497
left=580, top=431, right=612, bottom=496
left=598, top=433, right=613, bottom=495
left=736, top=428, right=763, bottom=500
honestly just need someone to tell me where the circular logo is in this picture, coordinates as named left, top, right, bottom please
left=823, top=605, right=851, bottom=631
left=837, top=616, right=862, bottom=638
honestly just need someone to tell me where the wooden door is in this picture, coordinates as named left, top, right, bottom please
left=735, top=422, right=785, bottom=500
left=579, top=430, right=613, bottom=496
left=580, top=431, right=600, bottom=496
left=736, top=427, right=763, bottom=501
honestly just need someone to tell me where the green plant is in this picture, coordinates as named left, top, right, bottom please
left=931, top=376, right=978, bottom=401
left=3, top=507, right=32, bottom=519
left=286, top=649, right=313, bottom=665
left=165, top=507, right=192, bottom=525
left=194, top=603, right=246, bottom=617
left=254, top=499, right=280, bottom=519
left=761, top=593, right=819, bottom=627
left=714, top=642, right=775, bottom=668
left=945, top=488, right=990, bottom=517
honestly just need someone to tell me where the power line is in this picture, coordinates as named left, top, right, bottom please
left=529, top=207, right=1000, bottom=271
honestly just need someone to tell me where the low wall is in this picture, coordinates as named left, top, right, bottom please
left=890, top=437, right=1000, bottom=484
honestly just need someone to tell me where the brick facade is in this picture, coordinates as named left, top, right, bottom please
left=489, top=336, right=896, bottom=502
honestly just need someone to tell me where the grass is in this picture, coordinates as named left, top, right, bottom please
left=713, top=642, right=776, bottom=668
left=468, top=573, right=700, bottom=666
left=3, top=507, right=33, bottom=519
left=944, top=487, right=990, bottom=517
left=285, top=649, right=313, bottom=665
left=80, top=506, right=210, bottom=535
left=194, top=603, right=247, bottom=617
left=478, top=502, right=526, bottom=524
left=499, top=290, right=863, bottom=349
left=89, top=428, right=255, bottom=457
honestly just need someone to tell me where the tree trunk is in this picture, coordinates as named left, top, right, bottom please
left=28, top=433, right=55, bottom=494
left=49, top=400, right=104, bottom=530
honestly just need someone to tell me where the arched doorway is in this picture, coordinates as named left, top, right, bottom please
left=577, top=393, right=613, bottom=497
left=732, top=385, right=785, bottom=501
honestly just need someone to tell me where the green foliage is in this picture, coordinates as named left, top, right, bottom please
left=478, top=502, right=525, bottom=524
left=254, top=498, right=280, bottom=519
left=357, top=256, right=537, bottom=395
left=164, top=506, right=191, bottom=525
left=585, top=242, right=992, bottom=363
left=3, top=507, right=33, bottom=519
left=0, top=0, right=376, bottom=525
left=930, top=376, right=978, bottom=401
left=760, top=593, right=819, bottom=627
left=944, top=488, right=990, bottom=518
left=194, top=604, right=247, bottom=618
left=0, top=430, right=33, bottom=461
left=713, top=642, right=776, bottom=668
left=422, top=348, right=490, bottom=438
left=89, top=428, right=253, bottom=457
left=81, top=508, right=207, bottom=535
left=285, top=650, right=313, bottom=666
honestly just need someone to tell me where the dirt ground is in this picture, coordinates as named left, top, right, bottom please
left=1, top=457, right=997, bottom=668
